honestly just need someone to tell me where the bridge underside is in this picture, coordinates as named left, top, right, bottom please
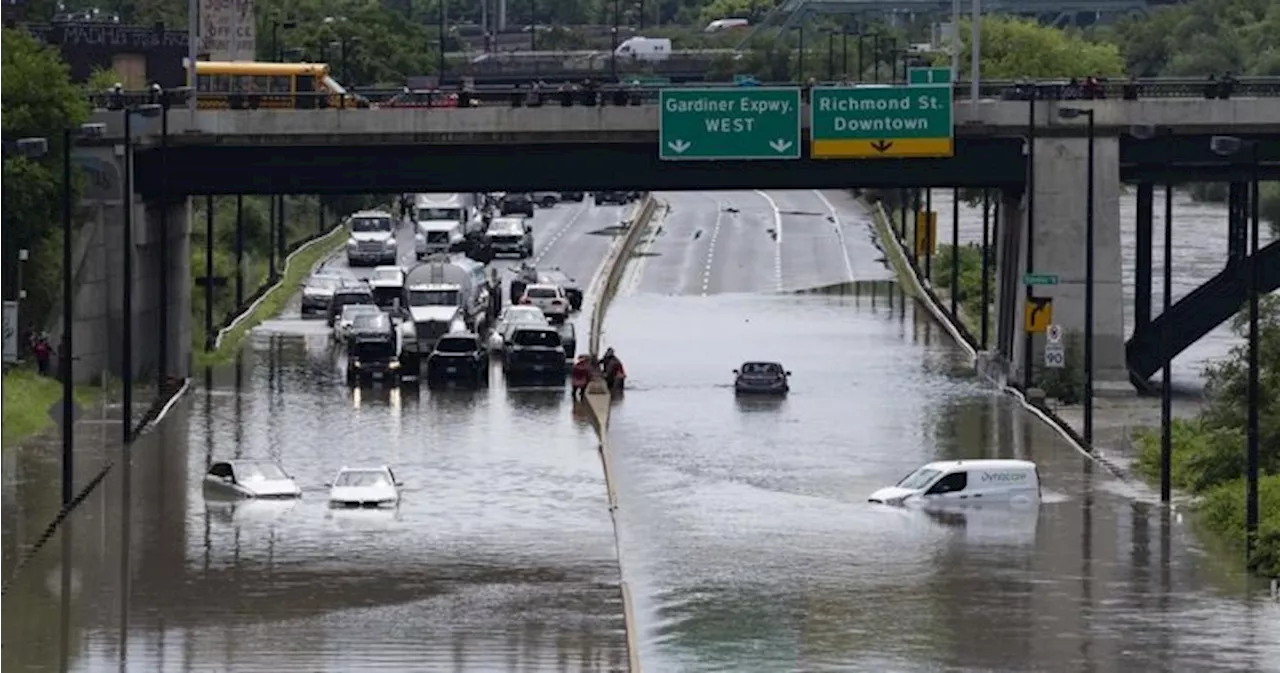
left=134, top=137, right=1028, bottom=196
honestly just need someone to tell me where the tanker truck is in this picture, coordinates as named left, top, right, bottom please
left=399, top=255, right=500, bottom=369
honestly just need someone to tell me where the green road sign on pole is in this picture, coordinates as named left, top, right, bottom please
left=659, top=87, right=802, bottom=161
left=1023, top=273, right=1060, bottom=286
left=908, top=67, right=952, bottom=85
left=809, top=85, right=954, bottom=159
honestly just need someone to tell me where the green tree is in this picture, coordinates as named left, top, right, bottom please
left=1, top=28, right=91, bottom=321
left=1105, top=0, right=1280, bottom=77
left=936, top=16, right=1125, bottom=79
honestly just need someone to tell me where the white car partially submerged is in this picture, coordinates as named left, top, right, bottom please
left=203, top=460, right=301, bottom=499
left=488, top=305, right=550, bottom=350
left=327, top=465, right=403, bottom=508
left=868, top=459, right=1041, bottom=507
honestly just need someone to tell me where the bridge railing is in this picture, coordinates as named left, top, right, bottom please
left=86, top=76, right=1280, bottom=111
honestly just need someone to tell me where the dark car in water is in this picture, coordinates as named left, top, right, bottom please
left=326, top=283, right=376, bottom=327
left=346, top=312, right=403, bottom=385
left=425, top=332, right=488, bottom=387
left=733, top=361, right=790, bottom=395
left=503, top=326, right=567, bottom=383
left=500, top=193, right=535, bottom=217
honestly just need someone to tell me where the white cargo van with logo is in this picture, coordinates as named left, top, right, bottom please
left=868, top=459, right=1041, bottom=507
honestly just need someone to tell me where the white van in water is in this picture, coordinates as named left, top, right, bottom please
left=868, top=459, right=1041, bottom=507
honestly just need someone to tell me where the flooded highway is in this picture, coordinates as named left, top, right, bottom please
left=3, top=199, right=634, bottom=672
left=604, top=191, right=1280, bottom=672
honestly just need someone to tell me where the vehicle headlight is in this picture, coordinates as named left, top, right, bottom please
left=389, top=361, right=400, bottom=369
left=384, top=238, right=396, bottom=248
left=415, top=233, right=425, bottom=243
left=352, top=359, right=362, bottom=367
left=346, top=238, right=358, bottom=249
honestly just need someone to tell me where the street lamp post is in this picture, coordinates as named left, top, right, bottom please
left=59, top=122, right=104, bottom=506
left=826, top=31, right=835, bottom=81
left=0, top=136, right=48, bottom=473
left=272, top=19, right=297, bottom=61
left=438, top=0, right=447, bottom=80
left=110, top=87, right=162, bottom=447
left=1059, top=106, right=1097, bottom=446
left=1209, top=134, right=1262, bottom=562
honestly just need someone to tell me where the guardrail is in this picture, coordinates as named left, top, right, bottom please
left=88, top=76, right=1280, bottom=111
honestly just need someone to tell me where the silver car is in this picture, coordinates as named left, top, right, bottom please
left=301, top=274, right=344, bottom=315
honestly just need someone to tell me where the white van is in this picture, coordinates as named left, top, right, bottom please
left=704, top=18, right=749, bottom=33
left=868, top=459, right=1041, bottom=506
left=614, top=37, right=671, bottom=62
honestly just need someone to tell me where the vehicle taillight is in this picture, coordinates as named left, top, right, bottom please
left=520, top=297, right=530, bottom=304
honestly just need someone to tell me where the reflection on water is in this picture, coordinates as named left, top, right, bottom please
left=605, top=291, right=1280, bottom=673
left=3, top=326, right=626, bottom=672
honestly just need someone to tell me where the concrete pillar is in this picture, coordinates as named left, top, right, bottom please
left=65, top=145, right=192, bottom=383
left=996, top=136, right=1127, bottom=389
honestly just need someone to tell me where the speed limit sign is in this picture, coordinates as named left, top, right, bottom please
left=1046, top=324, right=1063, bottom=344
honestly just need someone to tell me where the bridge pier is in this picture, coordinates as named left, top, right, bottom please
left=994, top=136, right=1129, bottom=391
left=55, top=145, right=192, bottom=384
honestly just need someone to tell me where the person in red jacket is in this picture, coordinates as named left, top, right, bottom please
left=32, top=336, right=52, bottom=376
left=571, top=355, right=593, bottom=399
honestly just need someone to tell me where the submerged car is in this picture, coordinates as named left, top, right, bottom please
left=733, top=362, right=790, bottom=395
left=519, top=284, right=570, bottom=324
left=425, top=332, right=489, bottom=386
left=332, top=303, right=383, bottom=343
left=203, top=460, right=301, bottom=499
left=537, top=269, right=583, bottom=311
left=868, top=459, right=1043, bottom=507
left=327, top=465, right=402, bottom=508
left=502, top=325, right=567, bottom=383
left=326, top=283, right=376, bottom=327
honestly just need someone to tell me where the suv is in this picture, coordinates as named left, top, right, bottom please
left=425, top=332, right=488, bottom=386
left=593, top=191, right=629, bottom=205
left=537, top=269, right=582, bottom=311
left=531, top=192, right=560, bottom=208
left=559, top=192, right=585, bottom=202
left=500, top=193, right=535, bottom=217
left=503, top=326, right=567, bottom=383
left=484, top=217, right=533, bottom=259
left=346, top=312, right=403, bottom=385
left=327, top=284, right=376, bottom=327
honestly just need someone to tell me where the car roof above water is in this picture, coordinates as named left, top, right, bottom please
left=919, top=459, right=1037, bottom=472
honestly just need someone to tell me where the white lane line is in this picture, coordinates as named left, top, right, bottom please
left=701, top=202, right=725, bottom=296
left=532, top=201, right=589, bottom=266
left=753, top=189, right=783, bottom=292
left=813, top=189, right=856, bottom=282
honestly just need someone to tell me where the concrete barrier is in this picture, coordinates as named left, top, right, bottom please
left=589, top=194, right=658, bottom=358
left=580, top=192, right=660, bottom=673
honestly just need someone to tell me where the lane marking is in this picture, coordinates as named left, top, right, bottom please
left=813, top=189, right=857, bottom=282
left=701, top=202, right=724, bottom=296
left=532, top=201, right=590, bottom=266
left=754, top=189, right=783, bottom=292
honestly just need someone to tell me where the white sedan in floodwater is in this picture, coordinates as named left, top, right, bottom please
left=203, top=460, right=302, bottom=499
left=327, top=466, right=403, bottom=508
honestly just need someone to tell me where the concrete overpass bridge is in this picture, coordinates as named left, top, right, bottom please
left=77, top=96, right=1279, bottom=393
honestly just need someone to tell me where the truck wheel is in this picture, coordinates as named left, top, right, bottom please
left=541, top=197, right=556, bottom=208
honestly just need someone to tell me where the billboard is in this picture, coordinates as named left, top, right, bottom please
left=3, top=301, right=18, bottom=364
left=199, top=0, right=255, bottom=61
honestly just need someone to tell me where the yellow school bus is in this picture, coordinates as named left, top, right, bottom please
left=194, top=62, right=367, bottom=109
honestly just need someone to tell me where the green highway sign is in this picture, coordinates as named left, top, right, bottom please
left=1023, top=273, right=1060, bottom=286
left=809, top=85, right=954, bottom=159
left=659, top=87, right=802, bottom=161
left=909, top=67, right=952, bottom=85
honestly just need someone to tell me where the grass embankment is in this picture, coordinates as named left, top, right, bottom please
left=1, top=369, right=100, bottom=446
left=186, top=197, right=348, bottom=368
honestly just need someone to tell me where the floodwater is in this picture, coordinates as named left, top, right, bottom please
left=604, top=190, right=1280, bottom=672
left=922, top=187, right=1277, bottom=386
left=5, top=189, right=1277, bottom=673
left=2, top=199, right=634, bottom=673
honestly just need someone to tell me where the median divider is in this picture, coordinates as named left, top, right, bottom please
left=582, top=192, right=660, bottom=673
